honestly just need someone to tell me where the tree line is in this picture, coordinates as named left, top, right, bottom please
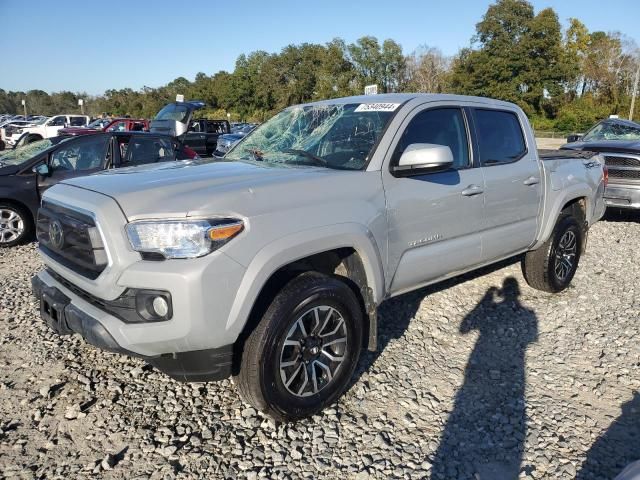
left=1, top=0, right=638, bottom=132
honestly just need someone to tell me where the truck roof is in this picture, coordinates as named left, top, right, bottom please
left=299, top=93, right=518, bottom=109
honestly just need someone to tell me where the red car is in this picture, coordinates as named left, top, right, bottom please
left=58, top=118, right=150, bottom=137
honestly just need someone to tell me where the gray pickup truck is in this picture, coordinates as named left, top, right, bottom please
left=32, top=94, right=606, bottom=421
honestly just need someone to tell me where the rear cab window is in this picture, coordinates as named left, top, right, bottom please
left=206, top=121, right=230, bottom=134
left=472, top=109, right=527, bottom=165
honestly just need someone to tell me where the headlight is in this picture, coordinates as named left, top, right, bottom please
left=126, top=218, right=244, bottom=259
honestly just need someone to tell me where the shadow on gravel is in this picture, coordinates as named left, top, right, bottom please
left=603, top=209, right=639, bottom=223
left=576, top=391, right=640, bottom=480
left=352, top=256, right=521, bottom=389
left=429, top=277, right=537, bottom=480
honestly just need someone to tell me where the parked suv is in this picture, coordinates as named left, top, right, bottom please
left=32, top=94, right=606, bottom=420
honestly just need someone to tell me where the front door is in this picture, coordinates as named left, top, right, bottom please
left=383, top=106, right=485, bottom=295
left=471, top=108, right=543, bottom=261
left=37, top=135, right=110, bottom=196
left=44, top=116, right=66, bottom=138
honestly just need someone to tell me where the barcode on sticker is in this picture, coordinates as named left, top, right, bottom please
left=354, top=103, right=400, bottom=112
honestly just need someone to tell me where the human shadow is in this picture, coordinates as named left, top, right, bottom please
left=351, top=257, right=521, bottom=390
left=576, top=391, right=640, bottom=480
left=429, top=277, right=538, bottom=480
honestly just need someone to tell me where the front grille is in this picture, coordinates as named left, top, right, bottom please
left=609, top=169, right=640, bottom=180
left=604, top=156, right=640, bottom=168
left=37, top=201, right=108, bottom=279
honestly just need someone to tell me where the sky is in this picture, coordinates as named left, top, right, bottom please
left=1, top=0, right=639, bottom=95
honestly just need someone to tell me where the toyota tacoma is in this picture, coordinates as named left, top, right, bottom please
left=32, top=94, right=606, bottom=421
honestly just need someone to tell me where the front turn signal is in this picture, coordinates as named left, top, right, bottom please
left=207, top=222, right=244, bottom=241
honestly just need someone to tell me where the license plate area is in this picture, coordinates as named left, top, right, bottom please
left=40, top=287, right=72, bottom=334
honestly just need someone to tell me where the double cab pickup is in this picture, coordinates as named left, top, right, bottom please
left=32, top=94, right=606, bottom=420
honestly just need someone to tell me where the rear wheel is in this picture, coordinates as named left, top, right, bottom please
left=0, top=203, right=32, bottom=248
left=235, top=272, right=363, bottom=421
left=522, top=214, right=582, bottom=293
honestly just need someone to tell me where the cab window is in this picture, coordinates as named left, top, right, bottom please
left=68, top=116, right=87, bottom=127
left=124, top=137, right=175, bottom=165
left=393, top=108, right=470, bottom=169
left=473, top=109, right=527, bottom=165
left=50, top=136, right=109, bottom=173
left=48, top=116, right=66, bottom=127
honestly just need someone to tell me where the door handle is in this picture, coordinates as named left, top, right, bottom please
left=461, top=184, right=484, bottom=196
left=523, top=176, right=540, bottom=186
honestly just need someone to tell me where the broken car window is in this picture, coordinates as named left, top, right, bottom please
left=225, top=103, right=396, bottom=170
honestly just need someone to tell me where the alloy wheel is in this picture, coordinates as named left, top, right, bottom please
left=0, top=208, right=24, bottom=244
left=554, top=230, right=577, bottom=282
left=279, top=305, right=348, bottom=397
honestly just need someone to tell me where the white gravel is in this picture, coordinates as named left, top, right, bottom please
left=0, top=211, right=638, bottom=479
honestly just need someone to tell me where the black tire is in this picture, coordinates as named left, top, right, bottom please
left=235, top=272, right=363, bottom=422
left=0, top=202, right=33, bottom=248
left=521, top=214, right=583, bottom=293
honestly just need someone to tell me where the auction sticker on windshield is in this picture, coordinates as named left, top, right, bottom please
left=354, top=103, right=400, bottom=112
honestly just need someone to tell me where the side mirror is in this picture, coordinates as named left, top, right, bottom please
left=566, top=134, right=583, bottom=143
left=394, top=143, right=454, bottom=173
left=33, top=164, right=50, bottom=176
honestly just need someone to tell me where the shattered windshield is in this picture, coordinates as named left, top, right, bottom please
left=0, top=137, right=69, bottom=166
left=582, top=120, right=640, bottom=142
left=225, top=103, right=398, bottom=170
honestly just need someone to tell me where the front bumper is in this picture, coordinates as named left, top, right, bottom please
left=604, top=183, right=640, bottom=209
left=32, top=267, right=239, bottom=382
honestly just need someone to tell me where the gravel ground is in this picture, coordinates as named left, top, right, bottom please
left=0, top=212, right=638, bottom=480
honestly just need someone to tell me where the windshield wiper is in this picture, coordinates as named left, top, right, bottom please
left=283, top=149, right=329, bottom=167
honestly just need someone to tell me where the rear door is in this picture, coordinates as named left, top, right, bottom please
left=472, top=108, right=543, bottom=261
left=382, top=104, right=486, bottom=295
left=120, top=135, right=176, bottom=166
left=184, top=120, right=207, bottom=155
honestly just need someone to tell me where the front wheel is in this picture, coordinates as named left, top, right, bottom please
left=522, top=214, right=583, bottom=293
left=0, top=203, right=32, bottom=248
left=235, top=272, right=363, bottom=421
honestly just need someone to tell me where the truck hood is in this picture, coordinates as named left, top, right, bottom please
left=562, top=139, right=640, bottom=154
left=60, top=160, right=353, bottom=220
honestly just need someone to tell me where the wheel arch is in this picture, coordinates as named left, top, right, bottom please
left=0, top=197, right=35, bottom=223
left=227, top=225, right=386, bottom=372
left=535, top=186, right=592, bottom=250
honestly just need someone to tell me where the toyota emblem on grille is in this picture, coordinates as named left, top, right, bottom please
left=49, top=220, right=64, bottom=249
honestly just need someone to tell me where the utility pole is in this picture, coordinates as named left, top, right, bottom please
left=21, top=99, right=27, bottom=117
left=630, top=63, right=640, bottom=122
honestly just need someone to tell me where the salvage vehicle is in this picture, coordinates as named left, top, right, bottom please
left=1, top=119, right=43, bottom=146
left=150, top=101, right=230, bottom=157
left=563, top=117, right=640, bottom=210
left=0, top=131, right=193, bottom=247
left=32, top=94, right=606, bottom=420
left=58, top=118, right=149, bottom=137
